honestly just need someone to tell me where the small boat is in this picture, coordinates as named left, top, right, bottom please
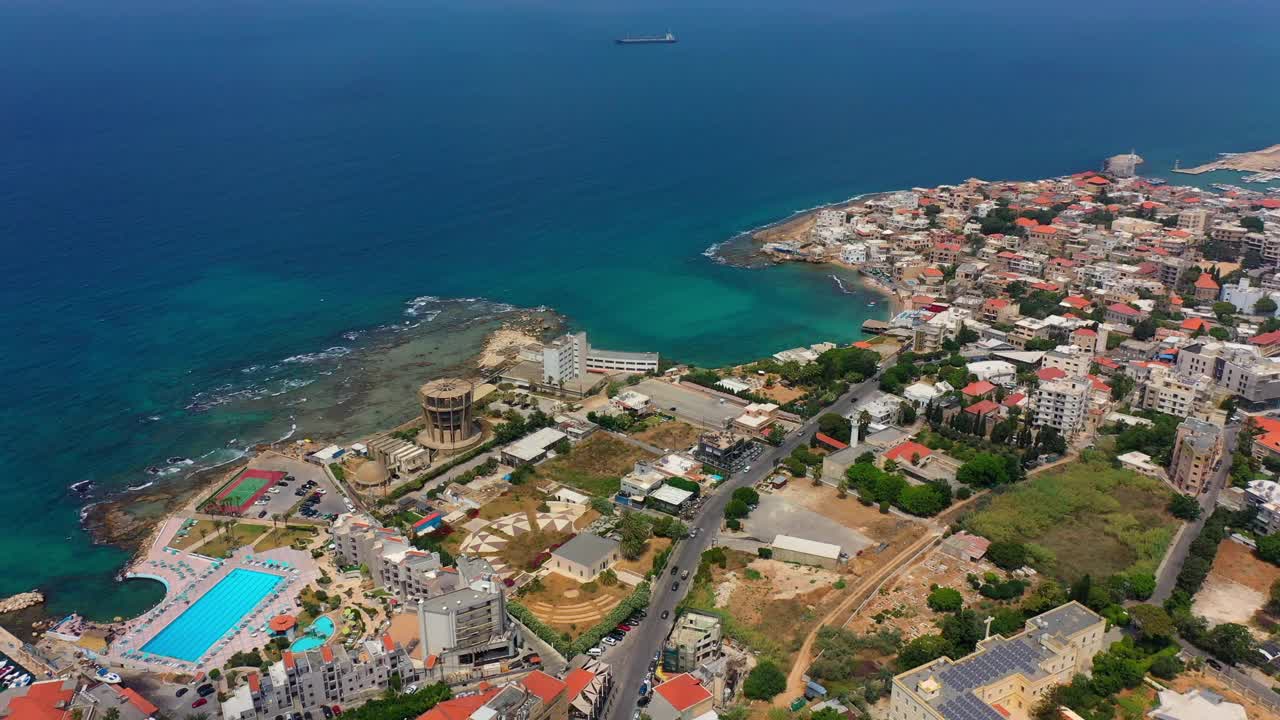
left=867, top=301, right=876, bottom=306
left=95, top=668, right=121, bottom=684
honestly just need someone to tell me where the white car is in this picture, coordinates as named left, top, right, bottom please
left=602, top=636, right=619, bottom=646
left=587, top=646, right=602, bottom=657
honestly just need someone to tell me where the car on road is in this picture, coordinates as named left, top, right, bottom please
left=670, top=566, right=679, bottom=576
left=192, top=699, right=208, bottom=709
left=660, top=610, right=669, bottom=619
left=671, top=581, right=679, bottom=591
left=321, top=708, right=333, bottom=719
left=680, top=570, right=689, bottom=580
left=1206, top=658, right=1223, bottom=670
left=743, top=466, right=751, bottom=472
left=176, top=688, right=189, bottom=697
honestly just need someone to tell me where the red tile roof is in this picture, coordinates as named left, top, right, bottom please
left=5, top=681, right=76, bottom=720
left=814, top=432, right=848, bottom=450
left=381, top=634, right=395, bottom=652
left=321, top=645, right=334, bottom=663
left=965, top=399, right=1000, bottom=415
left=1181, top=318, right=1209, bottom=332
left=522, top=670, right=567, bottom=704
left=1251, top=330, right=1280, bottom=346
left=563, top=668, right=597, bottom=700
left=114, top=687, right=158, bottom=717
left=961, top=380, right=997, bottom=397
left=1032, top=225, right=1058, bottom=234
left=922, top=267, right=944, bottom=277
left=1001, top=393, right=1026, bottom=407
left=1194, top=273, right=1220, bottom=290
left=983, top=298, right=1010, bottom=309
left=1014, top=217, right=1038, bottom=228
left=283, top=651, right=295, bottom=669
left=416, top=689, right=501, bottom=720
left=248, top=673, right=261, bottom=692
left=654, top=674, right=712, bottom=712
left=1107, top=302, right=1140, bottom=316
left=1253, top=416, right=1280, bottom=455
left=883, top=441, right=933, bottom=463
left=1035, top=367, right=1068, bottom=381
left=1086, top=176, right=1110, bottom=185
left=1072, top=328, right=1097, bottom=336
left=1061, top=296, right=1091, bottom=309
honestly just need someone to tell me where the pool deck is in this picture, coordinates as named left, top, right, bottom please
left=103, top=517, right=320, bottom=672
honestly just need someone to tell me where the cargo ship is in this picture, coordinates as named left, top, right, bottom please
left=616, top=31, right=677, bottom=44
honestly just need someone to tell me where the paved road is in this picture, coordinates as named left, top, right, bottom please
left=603, top=371, right=888, bottom=720
left=1151, top=423, right=1239, bottom=603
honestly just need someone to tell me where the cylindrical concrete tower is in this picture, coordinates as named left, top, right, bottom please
left=416, top=378, right=481, bottom=451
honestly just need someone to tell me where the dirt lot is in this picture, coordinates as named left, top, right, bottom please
left=1192, top=539, right=1280, bottom=631
left=1210, top=539, right=1280, bottom=592
left=631, top=420, right=703, bottom=451
left=773, top=480, right=925, bottom=554
left=477, top=483, right=547, bottom=521
left=615, top=536, right=671, bottom=577
left=685, top=549, right=847, bottom=665
left=533, top=434, right=657, bottom=497
left=757, top=383, right=806, bottom=404
left=847, top=547, right=995, bottom=640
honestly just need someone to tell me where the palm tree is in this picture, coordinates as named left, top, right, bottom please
left=271, top=513, right=281, bottom=529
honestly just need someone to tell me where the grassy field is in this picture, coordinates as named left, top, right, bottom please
left=532, top=434, right=656, bottom=497
left=253, top=525, right=318, bottom=552
left=167, top=519, right=219, bottom=550
left=964, top=457, right=1178, bottom=582
left=198, top=522, right=268, bottom=558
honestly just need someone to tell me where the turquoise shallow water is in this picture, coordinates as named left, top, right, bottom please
left=290, top=616, right=337, bottom=652
left=141, top=568, right=283, bottom=662
left=1, top=0, right=1279, bottom=620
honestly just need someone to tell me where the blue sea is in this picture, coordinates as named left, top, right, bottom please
left=1, top=0, right=1278, bottom=621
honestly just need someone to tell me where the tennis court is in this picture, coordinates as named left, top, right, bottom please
left=212, top=468, right=285, bottom=514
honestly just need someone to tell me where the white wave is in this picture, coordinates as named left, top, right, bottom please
left=281, top=346, right=351, bottom=364
left=241, top=364, right=262, bottom=374
left=830, top=275, right=854, bottom=294
left=404, top=295, right=440, bottom=316
left=127, top=482, right=154, bottom=491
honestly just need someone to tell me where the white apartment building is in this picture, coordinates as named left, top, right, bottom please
left=1030, top=377, right=1091, bottom=439
left=1175, top=341, right=1280, bottom=408
left=1042, top=345, right=1093, bottom=378
left=1133, top=366, right=1211, bottom=418
left=542, top=332, right=659, bottom=385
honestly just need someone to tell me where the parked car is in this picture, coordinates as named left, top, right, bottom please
left=587, top=646, right=602, bottom=657
left=671, top=566, right=679, bottom=576
left=332, top=706, right=342, bottom=715
left=192, top=699, right=208, bottom=709
left=680, top=570, right=689, bottom=580
left=671, top=581, right=679, bottom=591
left=660, top=610, right=670, bottom=619
left=321, top=708, right=333, bottom=719
left=176, top=688, right=189, bottom=697
left=197, top=684, right=216, bottom=697
left=602, top=636, right=619, bottom=646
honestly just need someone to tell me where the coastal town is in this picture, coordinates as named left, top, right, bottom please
left=8, top=160, right=1280, bottom=720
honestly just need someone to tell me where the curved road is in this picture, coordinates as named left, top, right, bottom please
left=603, top=370, right=888, bottom=720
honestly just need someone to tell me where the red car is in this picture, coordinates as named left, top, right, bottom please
left=616, top=624, right=632, bottom=632
left=332, top=706, right=343, bottom=716
left=192, top=698, right=208, bottom=708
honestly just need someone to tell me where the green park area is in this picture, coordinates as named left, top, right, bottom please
left=529, top=433, right=656, bottom=497
left=964, top=454, right=1179, bottom=583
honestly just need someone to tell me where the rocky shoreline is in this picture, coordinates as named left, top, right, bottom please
left=0, top=592, right=44, bottom=615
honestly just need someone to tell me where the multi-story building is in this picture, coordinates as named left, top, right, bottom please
left=1030, top=377, right=1091, bottom=439
left=331, top=514, right=450, bottom=600
left=541, top=332, right=659, bottom=385
left=1169, top=418, right=1224, bottom=495
left=222, top=636, right=421, bottom=720
left=413, top=672, right=570, bottom=720
left=980, top=298, right=1017, bottom=325
left=1041, top=345, right=1092, bottom=378
left=620, top=461, right=667, bottom=501
left=888, top=603, right=1106, bottom=720
left=1175, top=341, right=1280, bottom=409
left=416, top=561, right=521, bottom=674
left=1177, top=208, right=1211, bottom=237
left=1193, top=273, right=1221, bottom=302
left=1132, top=366, right=1212, bottom=419
left=662, top=611, right=723, bottom=673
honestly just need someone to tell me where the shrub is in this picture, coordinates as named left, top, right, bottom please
left=757, top=547, right=772, bottom=559
left=927, top=587, right=963, bottom=612
left=743, top=661, right=787, bottom=700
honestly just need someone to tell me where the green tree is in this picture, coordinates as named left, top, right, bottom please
left=986, top=541, right=1028, bottom=571
left=103, top=709, right=120, bottom=720
left=724, top=499, right=750, bottom=520
left=1259, top=533, right=1280, bottom=565
left=1256, top=296, right=1277, bottom=315
left=817, top=413, right=852, bottom=444
left=732, top=487, right=760, bottom=506
left=927, top=586, right=963, bottom=612
left=955, top=452, right=1014, bottom=487
left=1242, top=216, right=1265, bottom=233
left=1128, top=604, right=1175, bottom=644
left=896, top=634, right=953, bottom=670
left=742, top=661, right=787, bottom=700
left=618, top=512, right=652, bottom=560
left=1204, top=623, right=1255, bottom=665
left=1168, top=494, right=1202, bottom=521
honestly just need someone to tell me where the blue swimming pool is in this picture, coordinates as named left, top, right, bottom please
left=289, top=615, right=335, bottom=652
left=142, top=568, right=282, bottom=662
